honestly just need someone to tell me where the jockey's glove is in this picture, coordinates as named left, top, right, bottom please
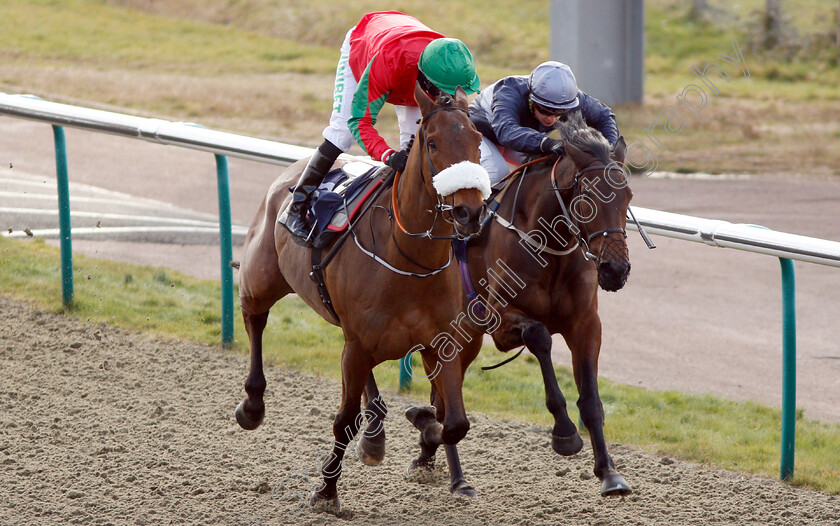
left=541, top=137, right=566, bottom=157
left=385, top=149, right=410, bottom=172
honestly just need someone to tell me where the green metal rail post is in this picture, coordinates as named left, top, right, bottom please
left=214, top=154, right=235, bottom=347
left=779, top=257, right=796, bottom=480
left=52, top=125, right=73, bottom=307
left=399, top=355, right=413, bottom=392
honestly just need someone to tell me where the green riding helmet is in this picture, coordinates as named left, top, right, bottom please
left=418, top=38, right=480, bottom=95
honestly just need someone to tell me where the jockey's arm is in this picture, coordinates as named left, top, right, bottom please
left=347, top=56, right=395, bottom=163
left=579, top=92, right=619, bottom=146
left=490, top=80, right=547, bottom=154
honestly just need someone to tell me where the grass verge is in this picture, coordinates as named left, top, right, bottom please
left=1, top=235, right=839, bottom=494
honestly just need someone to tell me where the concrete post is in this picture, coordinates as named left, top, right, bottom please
left=550, top=0, right=645, bottom=105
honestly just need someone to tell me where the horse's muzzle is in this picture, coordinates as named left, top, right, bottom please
left=452, top=203, right=488, bottom=235
left=596, top=237, right=630, bottom=292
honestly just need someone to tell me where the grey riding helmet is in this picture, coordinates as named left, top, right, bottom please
left=528, top=61, right=580, bottom=110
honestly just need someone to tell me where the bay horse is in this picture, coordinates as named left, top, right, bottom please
left=464, top=113, right=634, bottom=496
left=234, top=83, right=489, bottom=510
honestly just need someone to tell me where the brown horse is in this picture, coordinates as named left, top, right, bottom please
left=234, top=84, right=489, bottom=510
left=463, top=113, right=634, bottom=496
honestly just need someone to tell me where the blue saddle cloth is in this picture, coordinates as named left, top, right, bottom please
left=299, top=161, right=388, bottom=248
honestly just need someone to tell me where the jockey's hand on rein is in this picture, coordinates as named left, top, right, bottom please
left=541, top=137, right=565, bottom=157
left=385, top=149, right=410, bottom=172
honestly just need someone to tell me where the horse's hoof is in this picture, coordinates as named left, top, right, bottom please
left=407, top=456, right=435, bottom=475
left=309, top=490, right=340, bottom=512
left=450, top=479, right=477, bottom=498
left=356, top=434, right=385, bottom=466
left=235, top=401, right=263, bottom=430
left=551, top=431, right=583, bottom=456
left=600, top=472, right=632, bottom=497
left=405, top=406, right=436, bottom=430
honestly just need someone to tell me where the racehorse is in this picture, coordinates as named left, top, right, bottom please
left=234, top=83, right=489, bottom=510
left=463, top=113, right=634, bottom=496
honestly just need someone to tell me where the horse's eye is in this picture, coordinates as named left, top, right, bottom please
left=428, top=140, right=438, bottom=151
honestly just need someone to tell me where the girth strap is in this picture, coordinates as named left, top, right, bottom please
left=310, top=248, right=341, bottom=325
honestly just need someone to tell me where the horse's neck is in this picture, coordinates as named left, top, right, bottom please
left=387, top=169, right=452, bottom=268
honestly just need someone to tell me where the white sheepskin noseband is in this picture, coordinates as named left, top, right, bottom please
left=432, top=161, right=491, bottom=200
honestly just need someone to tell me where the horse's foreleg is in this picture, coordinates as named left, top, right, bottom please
left=235, top=309, right=269, bottom=430
left=356, top=371, right=387, bottom=466
left=496, top=310, right=581, bottom=455
left=405, top=402, right=439, bottom=473
left=521, top=319, right=583, bottom=456
left=405, top=354, right=470, bottom=445
left=568, top=314, right=632, bottom=497
left=311, top=345, right=371, bottom=511
left=405, top=352, right=475, bottom=497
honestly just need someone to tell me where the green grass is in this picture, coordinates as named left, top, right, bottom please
left=0, top=0, right=335, bottom=74
left=5, top=0, right=840, bottom=97
left=2, top=235, right=839, bottom=494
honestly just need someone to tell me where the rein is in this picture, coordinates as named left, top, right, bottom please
left=489, top=155, right=580, bottom=257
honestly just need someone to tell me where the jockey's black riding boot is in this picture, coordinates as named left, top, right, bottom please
left=279, top=140, right=342, bottom=246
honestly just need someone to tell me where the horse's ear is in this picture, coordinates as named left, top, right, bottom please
left=453, top=85, right=469, bottom=109
left=415, top=81, right=434, bottom=115
left=611, top=136, right=627, bottom=163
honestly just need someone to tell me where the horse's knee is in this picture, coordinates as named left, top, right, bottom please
left=442, top=416, right=470, bottom=445
left=522, top=322, right=552, bottom=355
left=577, top=395, right=604, bottom=428
left=332, top=408, right=362, bottom=445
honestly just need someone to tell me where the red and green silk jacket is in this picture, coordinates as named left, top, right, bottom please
left=348, top=11, right=443, bottom=162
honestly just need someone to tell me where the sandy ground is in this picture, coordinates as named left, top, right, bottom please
left=2, top=295, right=839, bottom=525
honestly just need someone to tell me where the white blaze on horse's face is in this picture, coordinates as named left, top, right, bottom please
left=432, top=161, right=491, bottom=200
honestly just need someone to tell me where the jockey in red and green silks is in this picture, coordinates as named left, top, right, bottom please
left=339, top=11, right=480, bottom=163
left=279, top=10, right=480, bottom=245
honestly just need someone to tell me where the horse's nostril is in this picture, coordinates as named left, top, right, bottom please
left=452, top=205, right=472, bottom=225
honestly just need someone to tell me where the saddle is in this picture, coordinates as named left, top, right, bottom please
left=304, top=160, right=390, bottom=249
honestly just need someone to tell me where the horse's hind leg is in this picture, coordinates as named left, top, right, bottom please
left=235, top=308, right=270, bottom=430
left=405, top=402, right=438, bottom=473
left=565, top=312, right=632, bottom=497
left=234, top=226, right=291, bottom=430
left=356, top=371, right=387, bottom=466
left=236, top=286, right=289, bottom=429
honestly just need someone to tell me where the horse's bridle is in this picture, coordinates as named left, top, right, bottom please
left=391, top=105, right=480, bottom=242
left=549, top=157, right=628, bottom=264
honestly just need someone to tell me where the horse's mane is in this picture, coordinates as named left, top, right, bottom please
left=555, top=112, right=611, bottom=164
